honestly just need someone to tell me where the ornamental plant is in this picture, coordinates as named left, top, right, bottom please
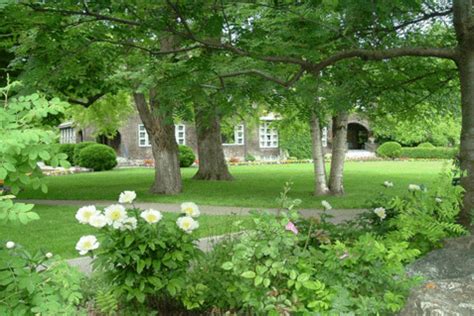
left=74, top=192, right=202, bottom=310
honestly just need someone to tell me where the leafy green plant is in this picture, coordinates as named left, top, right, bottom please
left=57, top=143, right=77, bottom=165
left=400, top=147, right=457, bottom=159
left=178, top=145, right=195, bottom=168
left=417, top=142, right=435, bottom=148
left=73, top=141, right=96, bottom=165
left=75, top=192, right=202, bottom=309
left=244, top=154, right=256, bottom=162
left=78, top=144, right=117, bottom=171
left=376, top=141, right=402, bottom=159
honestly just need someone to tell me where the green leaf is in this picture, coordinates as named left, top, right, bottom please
left=125, top=235, right=134, bottom=247
left=41, top=183, right=48, bottom=194
left=221, top=262, right=233, bottom=270
left=241, top=271, right=256, bottom=279
left=137, top=260, right=145, bottom=274
left=0, top=168, right=7, bottom=180
left=254, top=275, right=263, bottom=286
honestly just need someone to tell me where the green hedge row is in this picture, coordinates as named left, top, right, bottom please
left=400, top=147, right=458, bottom=159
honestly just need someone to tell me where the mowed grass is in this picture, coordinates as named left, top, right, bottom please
left=0, top=205, right=252, bottom=259
left=17, top=161, right=448, bottom=209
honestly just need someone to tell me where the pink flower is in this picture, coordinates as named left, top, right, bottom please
left=285, top=221, right=298, bottom=235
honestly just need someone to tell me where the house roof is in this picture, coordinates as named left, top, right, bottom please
left=58, top=121, right=74, bottom=128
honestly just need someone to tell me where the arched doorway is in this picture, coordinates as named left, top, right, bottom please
left=97, top=132, right=121, bottom=153
left=347, top=123, right=369, bottom=150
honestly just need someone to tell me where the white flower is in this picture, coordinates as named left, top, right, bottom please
left=435, top=197, right=443, bottom=203
left=5, top=241, right=15, bottom=249
left=104, top=204, right=127, bottom=225
left=408, top=184, right=421, bottom=192
left=176, top=216, right=199, bottom=233
left=75, top=235, right=99, bottom=255
left=180, top=202, right=200, bottom=218
left=75, top=205, right=99, bottom=224
left=140, top=209, right=163, bottom=224
left=118, top=191, right=137, bottom=204
left=321, top=200, right=332, bottom=211
left=89, top=214, right=107, bottom=228
left=120, top=217, right=138, bottom=231
left=45, top=252, right=53, bottom=259
left=383, top=181, right=394, bottom=188
left=373, top=207, right=387, bottom=220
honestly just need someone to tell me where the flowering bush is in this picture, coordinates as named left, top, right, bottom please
left=74, top=192, right=202, bottom=309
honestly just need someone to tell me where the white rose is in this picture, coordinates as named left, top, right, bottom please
left=89, top=214, right=107, bottom=228
left=140, top=209, right=163, bottom=224
left=104, top=204, right=127, bottom=225
left=408, top=184, right=421, bottom=192
left=383, top=181, right=394, bottom=188
left=45, top=252, right=53, bottom=259
left=321, top=200, right=332, bottom=211
left=5, top=241, right=15, bottom=249
left=75, top=205, right=99, bottom=224
left=75, top=235, right=99, bottom=255
left=118, top=191, right=137, bottom=204
left=373, top=207, right=387, bottom=220
left=176, top=216, right=199, bottom=233
left=180, top=202, right=200, bottom=218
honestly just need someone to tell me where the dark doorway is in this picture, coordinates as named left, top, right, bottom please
left=97, top=132, right=121, bottom=153
left=347, top=123, right=369, bottom=149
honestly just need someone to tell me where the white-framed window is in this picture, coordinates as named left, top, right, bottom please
left=322, top=127, right=328, bottom=147
left=60, top=127, right=76, bottom=144
left=138, top=124, right=186, bottom=147
left=175, top=124, right=186, bottom=145
left=259, top=122, right=278, bottom=148
left=222, top=124, right=244, bottom=145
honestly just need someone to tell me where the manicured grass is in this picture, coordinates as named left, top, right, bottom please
left=18, top=161, right=448, bottom=209
left=0, top=205, right=251, bottom=259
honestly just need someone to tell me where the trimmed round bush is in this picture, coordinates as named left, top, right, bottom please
left=179, top=145, right=195, bottom=168
left=78, top=144, right=117, bottom=171
left=376, top=141, right=402, bottom=159
left=73, top=141, right=96, bottom=164
left=245, top=154, right=256, bottom=162
left=417, top=142, right=435, bottom=148
left=57, top=143, right=76, bottom=165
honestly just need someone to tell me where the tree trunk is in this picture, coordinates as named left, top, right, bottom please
left=133, top=92, right=182, bottom=195
left=310, top=113, right=329, bottom=195
left=192, top=105, right=234, bottom=180
left=328, top=111, right=349, bottom=195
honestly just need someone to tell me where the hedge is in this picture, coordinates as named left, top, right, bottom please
left=179, top=145, right=195, bottom=168
left=73, top=142, right=96, bottom=164
left=57, top=144, right=76, bottom=165
left=376, top=141, right=402, bottom=158
left=78, top=144, right=117, bottom=171
left=400, top=147, right=458, bottom=159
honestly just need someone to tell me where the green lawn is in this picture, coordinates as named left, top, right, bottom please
left=0, top=205, right=251, bottom=259
left=18, top=161, right=448, bottom=209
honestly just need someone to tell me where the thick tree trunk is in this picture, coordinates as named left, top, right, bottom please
left=133, top=92, right=182, bottom=195
left=328, top=111, right=349, bottom=195
left=458, top=51, right=474, bottom=227
left=310, top=113, right=329, bottom=195
left=193, top=105, right=233, bottom=180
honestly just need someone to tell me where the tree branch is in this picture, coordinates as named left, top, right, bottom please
left=68, top=93, right=105, bottom=108
left=91, top=38, right=204, bottom=55
left=219, top=67, right=305, bottom=88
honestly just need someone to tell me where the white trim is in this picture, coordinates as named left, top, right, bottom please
left=175, top=124, right=186, bottom=145
left=259, top=122, right=279, bottom=148
left=222, top=124, right=245, bottom=146
left=138, top=123, right=186, bottom=147
left=322, top=127, right=328, bottom=147
left=60, top=127, right=76, bottom=144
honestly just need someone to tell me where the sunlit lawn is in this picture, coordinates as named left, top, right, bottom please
left=0, top=205, right=252, bottom=259
left=17, top=161, right=449, bottom=209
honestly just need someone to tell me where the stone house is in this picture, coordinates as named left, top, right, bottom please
left=59, top=112, right=375, bottom=162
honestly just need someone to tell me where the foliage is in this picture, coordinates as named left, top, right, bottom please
left=73, top=141, right=96, bottom=165
left=76, top=193, right=202, bottom=309
left=0, top=82, right=69, bottom=225
left=279, top=121, right=312, bottom=160
left=417, top=142, right=435, bottom=148
left=244, top=154, right=256, bottom=162
left=178, top=145, right=195, bottom=168
left=78, top=144, right=117, bottom=171
left=0, top=246, right=83, bottom=315
left=400, top=147, right=457, bottom=159
left=57, top=143, right=76, bottom=165
left=376, top=142, right=402, bottom=159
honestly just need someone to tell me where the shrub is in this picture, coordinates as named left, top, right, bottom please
left=78, top=144, right=117, bottom=171
left=57, top=143, right=77, bottom=165
left=179, top=145, right=195, bottom=167
left=244, top=154, right=256, bottom=162
left=376, top=141, right=402, bottom=158
left=74, top=194, right=202, bottom=311
left=400, top=147, right=458, bottom=159
left=417, top=142, right=435, bottom=148
left=73, top=141, right=96, bottom=164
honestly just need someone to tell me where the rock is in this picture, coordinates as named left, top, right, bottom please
left=400, top=235, right=474, bottom=316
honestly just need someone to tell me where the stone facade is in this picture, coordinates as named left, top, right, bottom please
left=59, top=112, right=375, bottom=161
